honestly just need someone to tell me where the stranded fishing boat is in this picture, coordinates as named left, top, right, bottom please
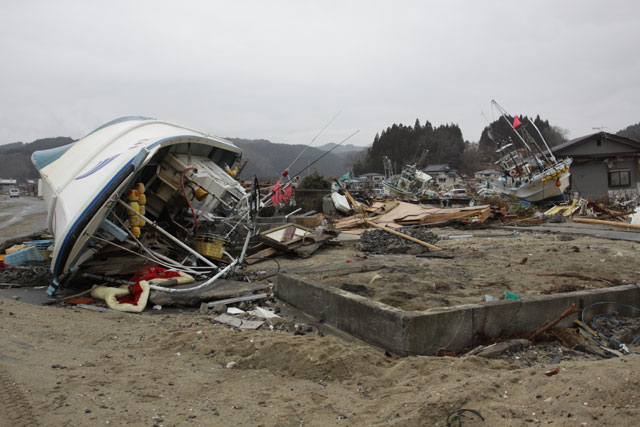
left=488, top=100, right=572, bottom=202
left=32, top=116, right=249, bottom=295
left=381, top=157, right=432, bottom=197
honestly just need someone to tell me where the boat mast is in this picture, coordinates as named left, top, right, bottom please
left=491, top=100, right=533, bottom=153
left=527, top=118, right=557, bottom=163
left=492, top=100, right=551, bottom=168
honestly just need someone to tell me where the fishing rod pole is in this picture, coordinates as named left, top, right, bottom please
left=290, top=129, right=360, bottom=178
left=283, top=111, right=342, bottom=176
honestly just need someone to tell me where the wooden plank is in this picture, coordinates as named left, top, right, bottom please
left=364, top=219, right=443, bottom=251
left=572, top=217, right=640, bottom=230
left=281, top=225, right=296, bottom=242
left=245, top=247, right=280, bottom=265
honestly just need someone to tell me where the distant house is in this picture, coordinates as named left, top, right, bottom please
left=357, top=172, right=385, bottom=186
left=474, top=168, right=502, bottom=182
left=356, top=172, right=386, bottom=196
left=423, top=164, right=460, bottom=188
left=0, top=178, right=17, bottom=192
left=552, top=132, right=640, bottom=198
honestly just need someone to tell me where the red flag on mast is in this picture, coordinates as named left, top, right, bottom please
left=512, top=116, right=521, bottom=129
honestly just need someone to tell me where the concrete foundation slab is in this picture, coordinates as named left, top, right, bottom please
left=275, top=273, right=640, bottom=355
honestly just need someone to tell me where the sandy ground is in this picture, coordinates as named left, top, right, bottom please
left=2, top=198, right=640, bottom=425
left=284, top=231, right=640, bottom=310
left=1, top=297, right=639, bottom=426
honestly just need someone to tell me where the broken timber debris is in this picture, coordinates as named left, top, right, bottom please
left=572, top=217, right=640, bottom=230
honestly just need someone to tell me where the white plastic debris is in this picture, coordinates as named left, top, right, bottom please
left=247, top=306, right=280, bottom=319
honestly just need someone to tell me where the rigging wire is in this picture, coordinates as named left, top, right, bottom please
left=283, top=111, right=342, bottom=175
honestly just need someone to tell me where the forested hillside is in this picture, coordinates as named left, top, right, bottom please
left=225, top=138, right=352, bottom=180
left=617, top=122, right=640, bottom=141
left=352, top=120, right=467, bottom=175
left=352, top=114, right=568, bottom=176
left=0, top=137, right=75, bottom=182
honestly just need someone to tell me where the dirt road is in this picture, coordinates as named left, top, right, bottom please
left=0, top=195, right=47, bottom=242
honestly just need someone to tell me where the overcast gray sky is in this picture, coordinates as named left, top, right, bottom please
left=1, top=1, right=638, bottom=147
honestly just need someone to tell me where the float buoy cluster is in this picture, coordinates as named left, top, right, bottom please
left=541, top=165, right=569, bottom=185
left=126, top=183, right=146, bottom=237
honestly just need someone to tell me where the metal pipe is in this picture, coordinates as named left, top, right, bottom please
left=235, top=229, right=253, bottom=273
left=116, top=199, right=218, bottom=269
left=149, top=259, right=238, bottom=293
left=285, top=208, right=302, bottom=218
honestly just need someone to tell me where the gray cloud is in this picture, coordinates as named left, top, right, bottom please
left=1, top=0, right=639, bottom=146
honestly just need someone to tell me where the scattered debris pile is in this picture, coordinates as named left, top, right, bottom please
left=0, top=233, right=54, bottom=287
left=0, top=265, right=53, bottom=288
left=359, top=228, right=439, bottom=254
left=465, top=303, right=640, bottom=364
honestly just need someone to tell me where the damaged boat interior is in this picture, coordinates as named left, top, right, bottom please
left=76, top=144, right=249, bottom=281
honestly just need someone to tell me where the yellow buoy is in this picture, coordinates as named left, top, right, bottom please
left=131, top=226, right=141, bottom=238
left=126, top=189, right=139, bottom=201
left=129, top=216, right=140, bottom=227
left=195, top=188, right=208, bottom=201
left=128, top=201, right=140, bottom=213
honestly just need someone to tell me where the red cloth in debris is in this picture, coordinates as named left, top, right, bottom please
left=270, top=178, right=282, bottom=206
left=128, top=266, right=181, bottom=284
left=117, top=282, right=144, bottom=305
left=117, top=266, right=181, bottom=306
left=270, top=178, right=293, bottom=206
left=283, top=184, right=292, bottom=201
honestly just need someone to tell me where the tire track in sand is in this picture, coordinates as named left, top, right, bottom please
left=0, top=363, right=39, bottom=426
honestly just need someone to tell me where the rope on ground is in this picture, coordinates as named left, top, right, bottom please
left=446, top=408, right=485, bottom=426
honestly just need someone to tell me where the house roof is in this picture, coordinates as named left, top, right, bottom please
left=474, top=168, right=501, bottom=175
left=552, top=132, right=640, bottom=156
left=423, top=164, right=451, bottom=173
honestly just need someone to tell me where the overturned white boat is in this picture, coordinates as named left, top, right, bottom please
left=32, top=116, right=249, bottom=295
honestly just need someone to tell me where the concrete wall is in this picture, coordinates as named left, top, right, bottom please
left=293, top=189, right=331, bottom=212
left=276, top=273, right=640, bottom=355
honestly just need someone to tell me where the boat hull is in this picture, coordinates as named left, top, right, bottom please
left=493, top=158, right=572, bottom=202
left=382, top=180, right=414, bottom=197
left=494, top=172, right=571, bottom=202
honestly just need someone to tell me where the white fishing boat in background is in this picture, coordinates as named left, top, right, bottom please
left=32, top=116, right=248, bottom=295
left=489, top=100, right=572, bottom=202
left=381, top=157, right=432, bottom=197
